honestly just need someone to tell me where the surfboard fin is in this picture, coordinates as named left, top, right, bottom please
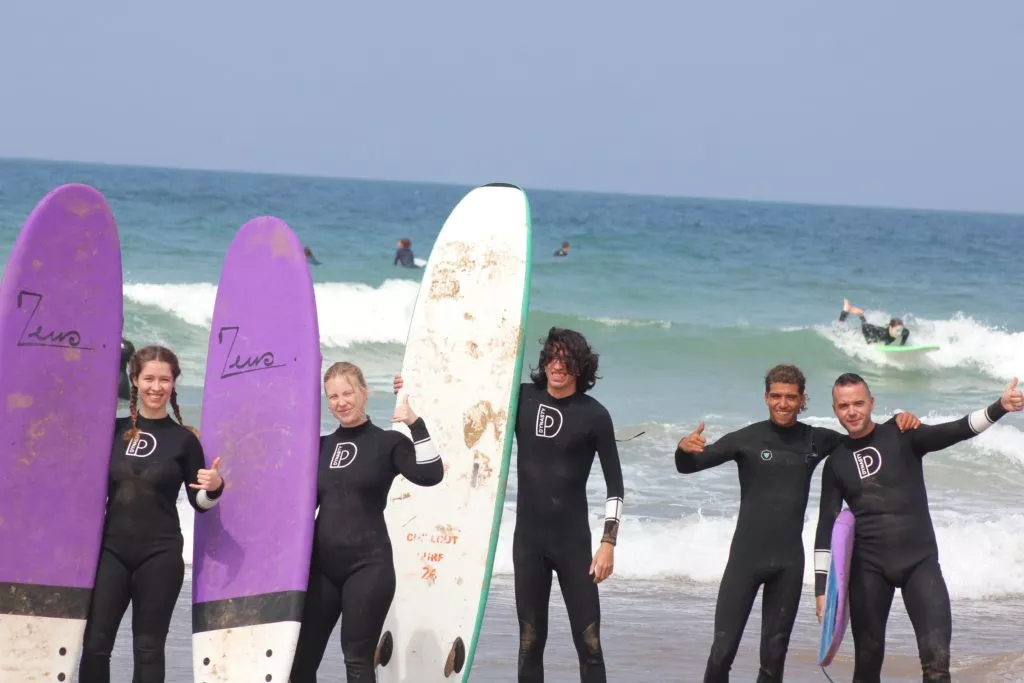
left=443, top=636, right=466, bottom=677
left=615, top=431, right=646, bottom=443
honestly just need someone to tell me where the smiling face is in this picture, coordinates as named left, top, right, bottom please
left=765, top=382, right=805, bottom=427
left=133, top=360, right=175, bottom=416
left=832, top=381, right=876, bottom=438
left=325, top=373, right=368, bottom=427
left=544, top=345, right=578, bottom=394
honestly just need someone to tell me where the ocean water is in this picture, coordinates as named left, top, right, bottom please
left=3, top=157, right=1024, bottom=680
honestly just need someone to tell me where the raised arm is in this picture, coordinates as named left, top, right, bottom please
left=183, top=433, right=224, bottom=513
left=391, top=417, right=444, bottom=487
left=675, top=422, right=741, bottom=473
left=910, top=380, right=1021, bottom=456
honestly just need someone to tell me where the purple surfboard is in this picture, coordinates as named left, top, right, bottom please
left=818, top=508, right=856, bottom=666
left=0, top=184, right=122, bottom=679
left=192, top=217, right=321, bottom=682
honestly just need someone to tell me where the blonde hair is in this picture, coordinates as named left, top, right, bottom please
left=323, top=361, right=367, bottom=390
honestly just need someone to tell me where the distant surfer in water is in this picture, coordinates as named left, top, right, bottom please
left=79, top=345, right=224, bottom=682
left=554, top=241, right=570, bottom=257
left=673, top=364, right=920, bottom=682
left=814, top=373, right=1023, bottom=683
left=118, top=337, right=135, bottom=401
left=304, top=246, right=321, bottom=266
left=393, top=238, right=419, bottom=268
left=290, top=362, right=443, bottom=683
left=839, top=298, right=910, bottom=346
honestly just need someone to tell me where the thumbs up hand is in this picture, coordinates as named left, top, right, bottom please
left=1002, top=377, right=1023, bottom=412
left=191, top=456, right=224, bottom=491
left=678, top=422, right=707, bottom=453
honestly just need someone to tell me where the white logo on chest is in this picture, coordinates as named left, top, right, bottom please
left=535, top=404, right=563, bottom=438
left=329, top=442, right=358, bottom=469
left=853, top=446, right=883, bottom=479
left=125, top=431, right=158, bottom=458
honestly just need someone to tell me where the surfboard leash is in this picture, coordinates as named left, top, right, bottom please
left=615, top=431, right=646, bottom=442
left=820, top=665, right=836, bottom=683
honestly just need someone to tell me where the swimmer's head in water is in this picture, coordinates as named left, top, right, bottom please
left=530, top=327, right=600, bottom=394
left=397, top=238, right=412, bottom=249
left=763, top=364, right=807, bottom=426
left=125, top=345, right=188, bottom=440
left=323, top=361, right=369, bottom=427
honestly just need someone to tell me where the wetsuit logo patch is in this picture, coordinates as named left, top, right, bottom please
left=760, top=449, right=773, bottom=461
left=329, top=442, right=358, bottom=469
left=535, top=404, right=563, bottom=438
left=125, top=431, right=157, bottom=458
left=853, top=446, right=883, bottom=479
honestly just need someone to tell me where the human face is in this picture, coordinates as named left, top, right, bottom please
left=134, top=361, right=174, bottom=416
left=545, top=346, right=577, bottom=395
left=832, top=382, right=875, bottom=438
left=889, top=324, right=904, bottom=338
left=764, top=382, right=805, bottom=427
left=325, top=375, right=368, bottom=427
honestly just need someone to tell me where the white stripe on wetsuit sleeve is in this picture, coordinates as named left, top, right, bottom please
left=814, top=550, right=831, bottom=574
left=413, top=435, right=440, bottom=464
left=605, top=497, right=623, bottom=523
left=968, top=407, right=996, bottom=434
left=196, top=490, right=219, bottom=510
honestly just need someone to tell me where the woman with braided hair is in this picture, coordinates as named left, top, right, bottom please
left=78, top=345, right=225, bottom=683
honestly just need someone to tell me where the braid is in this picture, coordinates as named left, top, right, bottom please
left=124, top=383, right=140, bottom=442
left=170, top=389, right=199, bottom=438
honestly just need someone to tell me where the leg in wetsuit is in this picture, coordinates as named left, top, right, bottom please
left=705, top=556, right=803, bottom=682
left=79, top=542, right=185, bottom=683
left=514, top=530, right=604, bottom=683
left=848, top=556, right=951, bottom=683
left=290, top=549, right=397, bottom=683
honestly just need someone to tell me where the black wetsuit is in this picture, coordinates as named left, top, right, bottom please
left=290, top=417, right=443, bottom=683
left=675, top=420, right=847, bottom=683
left=813, top=402, right=1009, bottom=683
left=513, top=383, right=624, bottom=683
left=118, top=339, right=135, bottom=401
left=79, top=416, right=222, bottom=683
left=839, top=311, right=909, bottom=346
left=393, top=247, right=415, bottom=268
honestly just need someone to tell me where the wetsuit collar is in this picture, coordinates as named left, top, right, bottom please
left=335, top=417, right=373, bottom=435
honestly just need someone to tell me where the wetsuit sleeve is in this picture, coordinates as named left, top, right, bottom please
left=594, top=407, right=625, bottom=546
left=810, top=426, right=844, bottom=457
left=909, top=400, right=1008, bottom=457
left=183, top=432, right=224, bottom=512
left=675, top=429, right=741, bottom=473
left=392, top=418, right=444, bottom=486
left=813, top=462, right=845, bottom=596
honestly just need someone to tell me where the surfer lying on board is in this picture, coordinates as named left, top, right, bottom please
left=814, top=373, right=1024, bottom=683
left=839, top=298, right=910, bottom=346
left=290, top=361, right=443, bottom=683
left=79, top=345, right=224, bottom=683
left=117, top=336, right=135, bottom=401
left=673, top=364, right=921, bottom=683
left=394, top=327, right=624, bottom=683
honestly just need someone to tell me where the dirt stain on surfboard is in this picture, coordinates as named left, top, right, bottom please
left=462, top=400, right=505, bottom=449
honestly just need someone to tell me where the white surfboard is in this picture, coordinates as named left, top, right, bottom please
left=377, top=183, right=532, bottom=682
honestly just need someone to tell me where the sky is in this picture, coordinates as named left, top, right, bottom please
left=1, top=1, right=1023, bottom=213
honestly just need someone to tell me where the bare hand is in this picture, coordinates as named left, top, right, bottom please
left=816, top=595, right=825, bottom=624
left=895, top=411, right=921, bottom=431
left=678, top=422, right=706, bottom=453
left=393, top=374, right=404, bottom=395
left=190, top=456, right=223, bottom=491
left=391, top=394, right=418, bottom=426
left=1001, top=377, right=1023, bottom=412
left=589, top=543, right=615, bottom=584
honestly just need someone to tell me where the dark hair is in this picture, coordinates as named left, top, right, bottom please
left=888, top=317, right=903, bottom=327
left=124, top=345, right=188, bottom=441
left=529, top=327, right=600, bottom=393
left=833, top=372, right=871, bottom=395
left=764, top=364, right=806, bottom=394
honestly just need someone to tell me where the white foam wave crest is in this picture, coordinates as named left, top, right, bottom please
left=816, top=313, right=1024, bottom=380
left=124, top=280, right=420, bottom=348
